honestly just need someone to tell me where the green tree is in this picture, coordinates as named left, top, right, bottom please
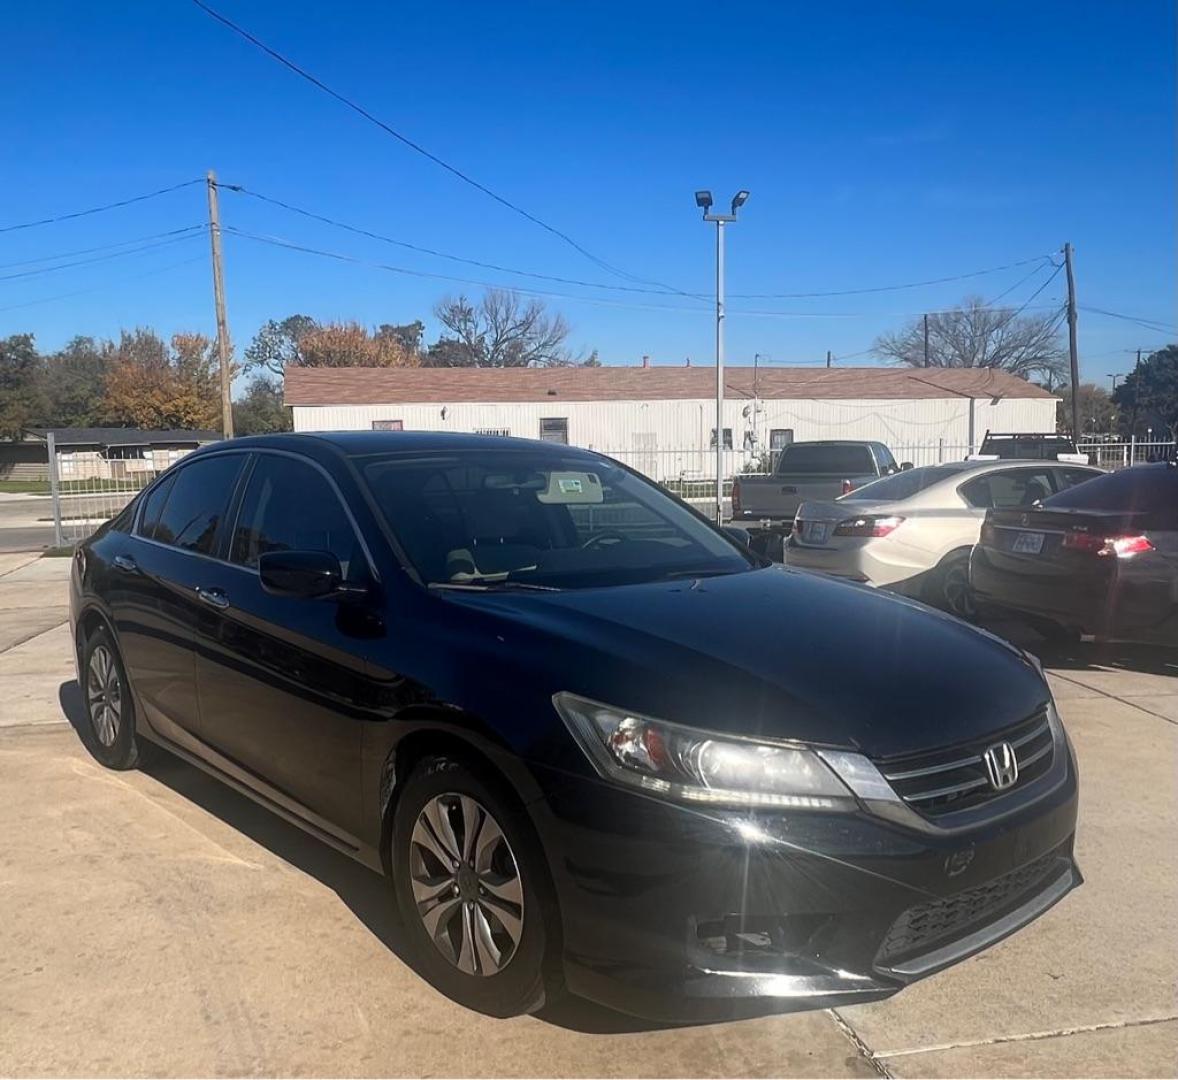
left=243, top=314, right=318, bottom=376
left=233, top=377, right=292, bottom=435
left=40, top=336, right=111, bottom=428
left=0, top=333, right=45, bottom=439
left=1057, top=383, right=1118, bottom=436
left=1113, top=344, right=1178, bottom=440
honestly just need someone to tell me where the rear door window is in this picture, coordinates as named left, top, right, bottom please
left=1052, top=467, right=1103, bottom=493
left=137, top=473, right=176, bottom=540
left=960, top=468, right=1055, bottom=510
left=152, top=454, right=245, bottom=555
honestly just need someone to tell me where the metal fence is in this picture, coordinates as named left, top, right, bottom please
left=44, top=432, right=171, bottom=549
left=43, top=433, right=1177, bottom=547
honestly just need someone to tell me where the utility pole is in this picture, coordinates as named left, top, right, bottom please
left=923, top=314, right=930, bottom=366
left=826, top=349, right=832, bottom=369
left=1130, top=347, right=1143, bottom=438
left=695, top=189, right=749, bottom=525
left=206, top=170, right=234, bottom=438
left=1064, top=242, right=1080, bottom=442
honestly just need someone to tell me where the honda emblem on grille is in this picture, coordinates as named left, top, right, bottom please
left=983, top=741, right=1019, bottom=790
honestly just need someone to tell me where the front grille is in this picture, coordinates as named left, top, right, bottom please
left=877, top=850, right=1062, bottom=963
left=877, top=709, right=1054, bottom=818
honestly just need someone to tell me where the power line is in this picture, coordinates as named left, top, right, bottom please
left=0, top=226, right=206, bottom=270
left=0, top=179, right=203, bottom=235
left=189, top=0, right=688, bottom=297
left=223, top=224, right=1064, bottom=322
left=0, top=232, right=206, bottom=283
left=1080, top=305, right=1177, bottom=335
left=0, top=254, right=206, bottom=314
left=220, top=183, right=700, bottom=298
left=728, top=254, right=1056, bottom=299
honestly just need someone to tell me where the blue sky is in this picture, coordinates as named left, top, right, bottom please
left=2, top=0, right=1174, bottom=385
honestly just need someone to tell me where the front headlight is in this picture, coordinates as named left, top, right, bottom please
left=553, top=692, right=862, bottom=810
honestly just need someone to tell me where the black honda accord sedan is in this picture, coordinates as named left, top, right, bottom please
left=70, top=432, right=1080, bottom=1021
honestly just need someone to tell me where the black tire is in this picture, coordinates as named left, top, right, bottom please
left=391, top=755, right=561, bottom=1017
left=78, top=625, right=144, bottom=770
left=926, top=551, right=978, bottom=621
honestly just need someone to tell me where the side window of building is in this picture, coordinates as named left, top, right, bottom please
left=229, top=455, right=365, bottom=581
left=150, top=455, right=245, bottom=555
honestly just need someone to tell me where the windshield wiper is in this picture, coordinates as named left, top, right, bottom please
left=428, top=580, right=561, bottom=593
left=660, top=567, right=744, bottom=581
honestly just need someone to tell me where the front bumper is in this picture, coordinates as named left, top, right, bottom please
left=527, top=747, right=1079, bottom=1021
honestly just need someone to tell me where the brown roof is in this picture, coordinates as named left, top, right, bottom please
left=283, top=365, right=1055, bottom=406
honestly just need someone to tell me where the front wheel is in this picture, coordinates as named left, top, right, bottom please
left=391, top=756, right=561, bottom=1017
left=926, top=552, right=977, bottom=621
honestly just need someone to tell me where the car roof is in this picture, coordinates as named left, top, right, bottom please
left=203, top=430, right=602, bottom=457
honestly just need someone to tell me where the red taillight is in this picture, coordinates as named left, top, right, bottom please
left=731, top=479, right=741, bottom=516
left=1107, top=535, right=1153, bottom=558
left=841, top=478, right=853, bottom=495
left=834, top=515, right=905, bottom=538
left=1062, top=532, right=1154, bottom=558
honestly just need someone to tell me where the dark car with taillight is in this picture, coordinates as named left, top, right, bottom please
left=971, top=462, right=1178, bottom=645
left=70, top=432, right=1080, bottom=1022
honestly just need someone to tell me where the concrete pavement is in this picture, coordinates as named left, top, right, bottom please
left=0, top=557, right=1175, bottom=1077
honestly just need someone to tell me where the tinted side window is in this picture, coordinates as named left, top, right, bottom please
left=1053, top=468, right=1102, bottom=493
left=154, top=455, right=245, bottom=555
left=960, top=469, right=1055, bottom=510
left=137, top=474, right=176, bottom=540
left=230, top=455, right=364, bottom=579
left=874, top=445, right=897, bottom=471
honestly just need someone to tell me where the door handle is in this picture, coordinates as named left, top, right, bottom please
left=196, top=586, right=230, bottom=610
left=112, top=555, right=138, bottom=573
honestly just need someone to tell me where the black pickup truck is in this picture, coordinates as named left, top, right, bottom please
left=730, top=440, right=907, bottom=559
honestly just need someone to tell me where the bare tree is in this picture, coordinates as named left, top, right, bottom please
left=429, top=289, right=571, bottom=367
left=874, top=296, right=1067, bottom=382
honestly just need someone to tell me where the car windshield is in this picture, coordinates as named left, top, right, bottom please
left=841, top=463, right=971, bottom=502
left=359, top=450, right=754, bottom=590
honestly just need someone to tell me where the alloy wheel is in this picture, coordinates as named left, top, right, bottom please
left=409, top=793, right=524, bottom=976
left=943, top=562, right=977, bottom=620
left=87, top=644, right=122, bottom=748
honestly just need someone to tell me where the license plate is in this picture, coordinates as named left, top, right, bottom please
left=802, top=521, right=830, bottom=544
left=1012, top=531, right=1045, bottom=554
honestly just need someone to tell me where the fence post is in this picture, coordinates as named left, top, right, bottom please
left=1130, top=434, right=1136, bottom=466
left=937, top=438, right=944, bottom=463
left=46, top=431, right=64, bottom=549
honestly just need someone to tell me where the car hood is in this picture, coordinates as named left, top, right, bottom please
left=441, top=566, right=1048, bottom=760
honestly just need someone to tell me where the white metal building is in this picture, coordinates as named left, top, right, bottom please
left=284, top=366, right=1057, bottom=481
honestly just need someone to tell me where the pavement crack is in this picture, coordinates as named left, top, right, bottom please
left=874, top=1013, right=1178, bottom=1060
left=828, top=1009, right=893, bottom=1078
left=1050, top=670, right=1178, bottom=728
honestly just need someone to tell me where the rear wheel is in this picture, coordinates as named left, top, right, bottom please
left=927, top=552, right=977, bottom=621
left=79, top=626, right=144, bottom=770
left=391, top=756, right=560, bottom=1017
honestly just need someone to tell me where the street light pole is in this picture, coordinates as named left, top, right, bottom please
left=695, top=189, right=748, bottom=525
left=1107, top=373, right=1121, bottom=392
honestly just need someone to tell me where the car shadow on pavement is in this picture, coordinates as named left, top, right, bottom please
left=56, top=679, right=696, bottom=1035
left=979, top=618, right=1177, bottom=677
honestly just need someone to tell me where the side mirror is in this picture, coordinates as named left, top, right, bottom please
left=900, top=461, right=914, bottom=471
left=259, top=550, right=360, bottom=600
left=721, top=524, right=753, bottom=548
